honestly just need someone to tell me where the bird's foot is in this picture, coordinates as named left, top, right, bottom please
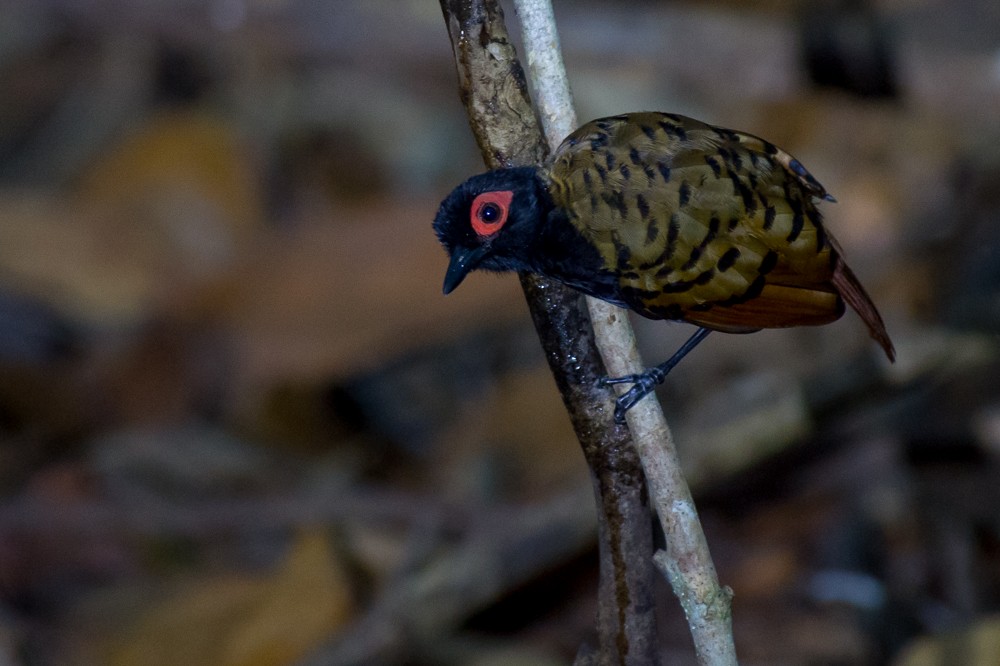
left=597, top=328, right=713, bottom=425
left=599, top=367, right=666, bottom=424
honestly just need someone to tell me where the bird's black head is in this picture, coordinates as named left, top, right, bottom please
left=432, top=166, right=551, bottom=294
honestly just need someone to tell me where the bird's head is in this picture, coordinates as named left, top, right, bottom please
left=432, top=167, right=550, bottom=294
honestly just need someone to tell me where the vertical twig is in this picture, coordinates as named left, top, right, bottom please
left=512, top=1, right=737, bottom=664
left=439, top=1, right=658, bottom=664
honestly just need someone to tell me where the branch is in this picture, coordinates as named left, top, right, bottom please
left=439, top=1, right=657, bottom=663
left=511, top=1, right=737, bottom=664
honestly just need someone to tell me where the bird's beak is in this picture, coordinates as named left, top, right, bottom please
left=442, top=246, right=488, bottom=294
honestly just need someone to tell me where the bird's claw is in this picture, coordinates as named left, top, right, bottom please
left=598, top=373, right=642, bottom=387
left=599, top=371, right=663, bottom=423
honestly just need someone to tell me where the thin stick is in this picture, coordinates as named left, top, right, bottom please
left=512, top=1, right=737, bottom=663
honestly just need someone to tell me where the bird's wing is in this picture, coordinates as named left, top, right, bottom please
left=545, top=112, right=849, bottom=330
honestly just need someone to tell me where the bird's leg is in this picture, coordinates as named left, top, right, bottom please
left=600, top=327, right=712, bottom=423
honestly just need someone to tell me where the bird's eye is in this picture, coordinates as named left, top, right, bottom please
left=479, top=202, right=501, bottom=222
left=470, top=190, right=514, bottom=237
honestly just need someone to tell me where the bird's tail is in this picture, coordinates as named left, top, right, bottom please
left=831, top=257, right=895, bottom=362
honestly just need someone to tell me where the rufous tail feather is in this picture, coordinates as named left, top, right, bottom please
left=831, top=257, right=895, bottom=362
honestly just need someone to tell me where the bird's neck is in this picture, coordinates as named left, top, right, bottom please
left=524, top=206, right=622, bottom=303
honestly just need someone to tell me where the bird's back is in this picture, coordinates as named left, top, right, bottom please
left=544, top=112, right=894, bottom=359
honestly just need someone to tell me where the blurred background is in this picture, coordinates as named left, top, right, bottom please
left=1, top=0, right=999, bottom=663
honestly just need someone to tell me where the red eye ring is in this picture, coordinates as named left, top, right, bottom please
left=470, top=190, right=513, bottom=237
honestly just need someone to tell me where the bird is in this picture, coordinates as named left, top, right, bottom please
left=433, top=112, right=895, bottom=423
